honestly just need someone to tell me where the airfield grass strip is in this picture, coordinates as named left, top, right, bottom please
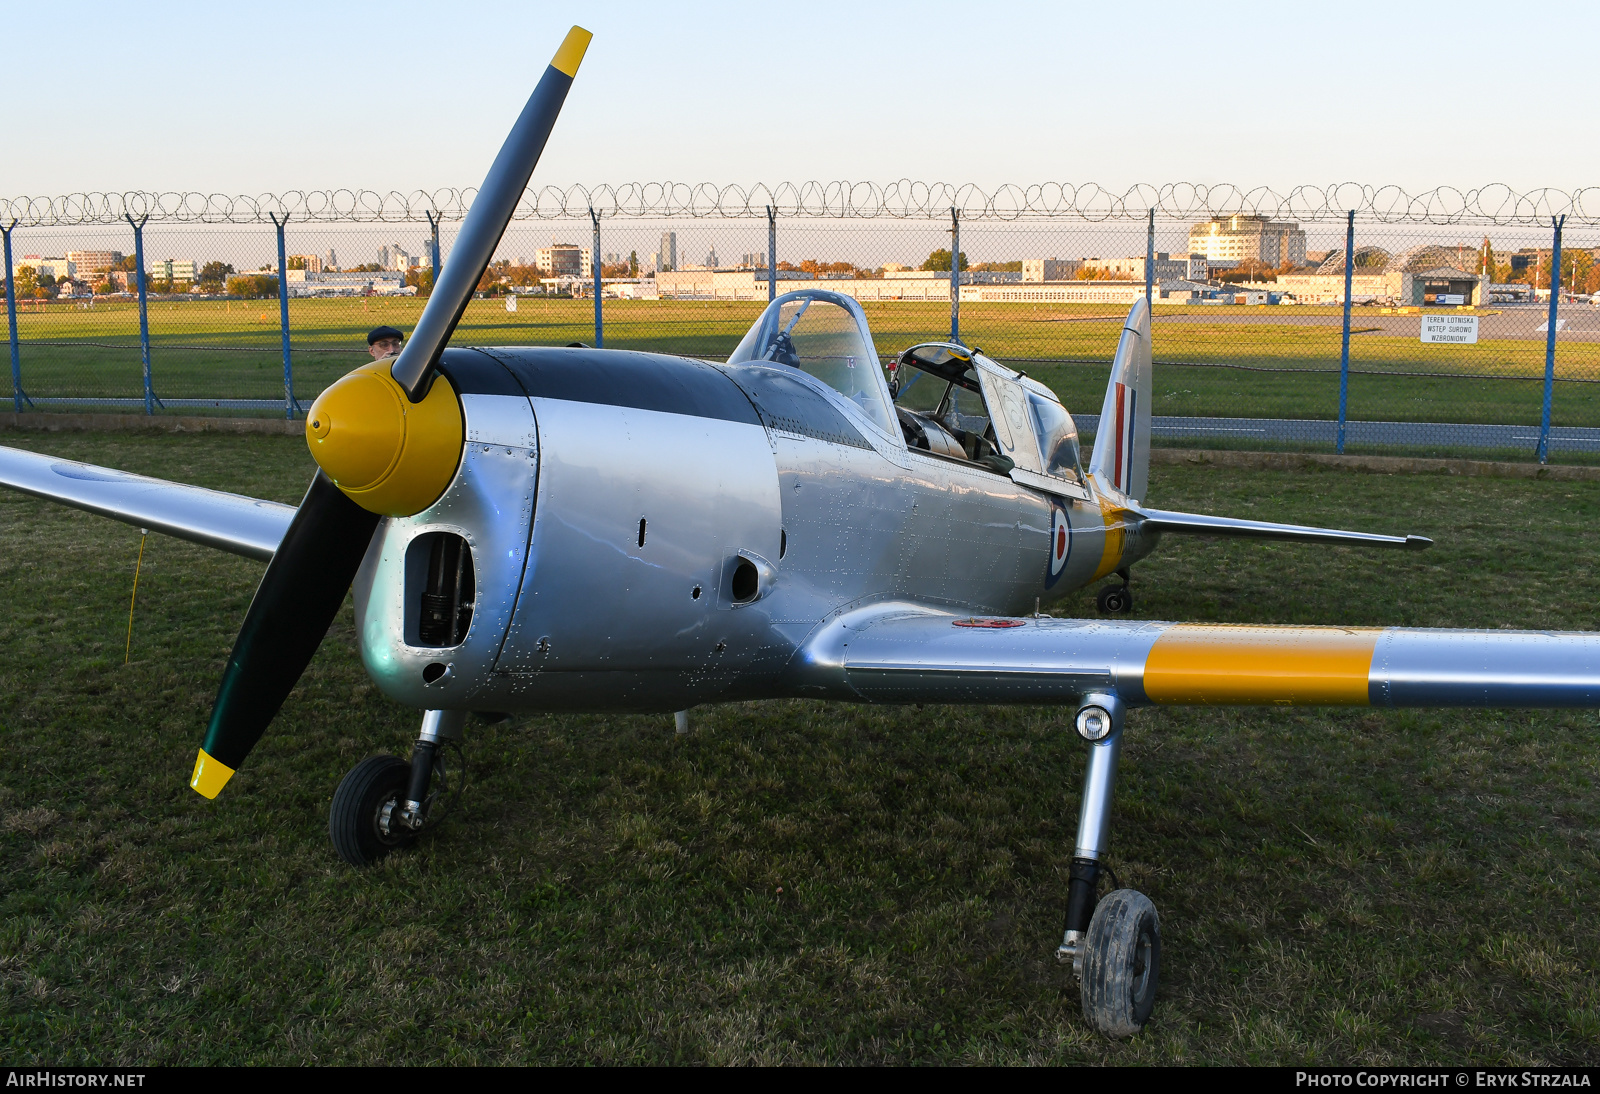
left=1, top=431, right=1597, bottom=1064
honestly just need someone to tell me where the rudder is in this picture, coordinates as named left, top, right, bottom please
left=1087, top=297, right=1153, bottom=502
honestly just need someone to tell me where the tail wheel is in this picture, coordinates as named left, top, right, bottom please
left=1079, top=889, right=1161, bottom=1037
left=1096, top=584, right=1132, bottom=614
left=329, top=754, right=415, bottom=866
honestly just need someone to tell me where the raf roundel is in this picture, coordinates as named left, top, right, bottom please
left=1045, top=502, right=1072, bottom=586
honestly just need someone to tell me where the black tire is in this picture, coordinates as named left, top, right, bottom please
left=1096, top=585, right=1132, bottom=614
left=329, top=754, right=415, bottom=867
left=1079, top=889, right=1161, bottom=1037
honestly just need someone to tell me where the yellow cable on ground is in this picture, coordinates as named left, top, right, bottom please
left=125, top=529, right=147, bottom=664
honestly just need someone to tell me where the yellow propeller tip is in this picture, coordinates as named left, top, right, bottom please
left=551, top=26, right=592, bottom=78
left=190, top=748, right=235, bottom=799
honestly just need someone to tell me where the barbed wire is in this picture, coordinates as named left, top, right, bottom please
left=4, top=182, right=1600, bottom=228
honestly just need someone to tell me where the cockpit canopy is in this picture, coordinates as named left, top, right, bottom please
left=727, top=291, right=894, bottom=435
left=892, top=342, right=1085, bottom=488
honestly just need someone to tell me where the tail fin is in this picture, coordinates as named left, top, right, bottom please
left=1087, top=297, right=1153, bottom=502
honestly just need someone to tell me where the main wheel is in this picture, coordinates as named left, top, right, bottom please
left=1079, top=889, right=1161, bottom=1037
left=329, top=754, right=416, bottom=867
left=1096, top=584, right=1132, bottom=614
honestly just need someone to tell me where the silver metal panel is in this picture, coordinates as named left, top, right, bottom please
left=492, top=397, right=786, bottom=710
left=0, top=443, right=293, bottom=561
left=353, top=393, right=539, bottom=709
left=787, top=602, right=1169, bottom=705
left=1372, top=628, right=1600, bottom=707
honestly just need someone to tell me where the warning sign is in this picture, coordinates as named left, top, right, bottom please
left=1420, top=315, right=1478, bottom=344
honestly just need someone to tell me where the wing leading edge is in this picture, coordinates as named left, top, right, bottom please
left=0, top=444, right=294, bottom=561
left=790, top=603, right=1600, bottom=709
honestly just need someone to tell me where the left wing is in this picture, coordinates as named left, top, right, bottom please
left=790, top=602, right=1600, bottom=708
left=1135, top=505, right=1432, bottom=550
left=0, top=444, right=294, bottom=561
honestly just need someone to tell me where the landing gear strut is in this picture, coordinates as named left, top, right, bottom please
left=1056, top=693, right=1161, bottom=1037
left=1095, top=568, right=1133, bottom=614
left=329, top=709, right=466, bottom=866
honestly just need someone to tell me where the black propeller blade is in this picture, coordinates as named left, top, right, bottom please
left=189, top=25, right=592, bottom=799
left=390, top=26, right=591, bottom=402
left=191, top=474, right=379, bottom=797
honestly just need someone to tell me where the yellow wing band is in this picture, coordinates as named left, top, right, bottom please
left=190, top=748, right=236, bottom=799
left=1144, top=624, right=1379, bottom=706
left=550, top=27, right=592, bottom=77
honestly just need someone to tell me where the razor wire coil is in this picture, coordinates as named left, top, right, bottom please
left=5, top=182, right=1600, bottom=228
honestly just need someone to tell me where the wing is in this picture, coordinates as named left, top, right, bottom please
left=1135, top=505, right=1431, bottom=550
left=0, top=444, right=294, bottom=561
left=790, top=602, right=1600, bottom=708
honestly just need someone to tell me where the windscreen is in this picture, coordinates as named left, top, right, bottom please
left=728, top=294, right=893, bottom=434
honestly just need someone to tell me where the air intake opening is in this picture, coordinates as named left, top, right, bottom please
left=415, top=532, right=475, bottom=647
left=730, top=558, right=760, bottom=603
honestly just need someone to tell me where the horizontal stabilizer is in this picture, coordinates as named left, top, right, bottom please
left=0, top=444, right=293, bottom=561
left=1135, top=506, right=1430, bottom=550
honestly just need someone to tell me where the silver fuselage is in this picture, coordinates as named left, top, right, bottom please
left=353, top=346, right=1150, bottom=714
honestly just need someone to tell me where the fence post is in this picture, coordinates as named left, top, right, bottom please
left=589, top=207, right=602, bottom=348
left=1144, top=208, right=1155, bottom=304
left=125, top=214, right=155, bottom=415
left=1336, top=210, right=1355, bottom=455
left=268, top=212, right=296, bottom=418
left=425, top=210, right=442, bottom=285
left=2, top=220, right=24, bottom=413
left=1538, top=213, right=1566, bottom=464
left=949, top=207, right=960, bottom=344
left=766, top=205, right=776, bottom=303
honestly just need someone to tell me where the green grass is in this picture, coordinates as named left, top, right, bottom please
left=6, top=298, right=1600, bottom=433
left=3, top=433, right=1600, bottom=1065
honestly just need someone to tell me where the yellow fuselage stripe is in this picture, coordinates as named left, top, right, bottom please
left=1143, top=624, right=1379, bottom=705
left=1090, top=503, right=1129, bottom=582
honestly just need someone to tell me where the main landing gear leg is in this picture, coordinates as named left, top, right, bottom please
left=329, top=710, right=466, bottom=867
left=1057, top=693, right=1161, bottom=1037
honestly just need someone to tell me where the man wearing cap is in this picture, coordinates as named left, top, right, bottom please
left=367, top=326, right=404, bottom=360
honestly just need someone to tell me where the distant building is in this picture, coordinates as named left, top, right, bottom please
left=66, top=250, right=123, bottom=281
left=1080, top=253, right=1191, bottom=282
left=705, top=247, right=718, bottom=268
left=535, top=243, right=593, bottom=278
left=1189, top=215, right=1307, bottom=268
left=285, top=269, right=410, bottom=297
left=325, top=248, right=338, bottom=270
left=147, top=259, right=198, bottom=283
left=659, top=231, right=677, bottom=272
left=738, top=251, right=767, bottom=269
left=1274, top=244, right=1489, bottom=305
left=15, top=255, right=75, bottom=280
left=1023, top=258, right=1081, bottom=281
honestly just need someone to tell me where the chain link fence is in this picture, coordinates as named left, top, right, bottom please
left=3, top=184, right=1597, bottom=461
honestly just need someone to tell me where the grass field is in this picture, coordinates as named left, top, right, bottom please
left=2, top=430, right=1598, bottom=1064
left=6, top=298, right=1600, bottom=434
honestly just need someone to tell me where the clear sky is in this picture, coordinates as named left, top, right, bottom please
left=6, top=1, right=1592, bottom=198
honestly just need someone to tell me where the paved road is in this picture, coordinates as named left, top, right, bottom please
left=15, top=399, right=1594, bottom=455
left=1075, top=413, right=1600, bottom=453
left=25, top=397, right=293, bottom=412
left=1154, top=302, right=1600, bottom=344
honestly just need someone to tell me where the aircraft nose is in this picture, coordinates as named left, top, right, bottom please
left=304, top=362, right=464, bottom=517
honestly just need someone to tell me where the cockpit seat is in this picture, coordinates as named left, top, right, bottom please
left=896, top=406, right=966, bottom=459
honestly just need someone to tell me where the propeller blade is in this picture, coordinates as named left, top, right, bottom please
left=189, top=472, right=381, bottom=798
left=390, top=25, right=591, bottom=402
